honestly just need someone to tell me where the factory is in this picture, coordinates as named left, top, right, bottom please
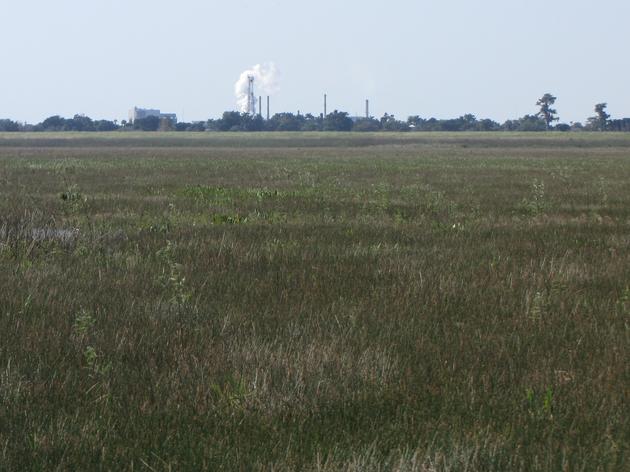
left=245, top=78, right=370, bottom=122
left=243, top=76, right=274, bottom=120
left=128, top=107, right=177, bottom=124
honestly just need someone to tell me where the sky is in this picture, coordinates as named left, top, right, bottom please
left=1, top=0, right=629, bottom=124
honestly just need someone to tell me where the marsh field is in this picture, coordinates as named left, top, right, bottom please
left=0, top=132, right=628, bottom=471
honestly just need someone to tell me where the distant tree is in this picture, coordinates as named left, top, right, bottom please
left=189, top=122, right=206, bottom=132
left=0, top=119, right=20, bottom=132
left=216, top=111, right=243, bottom=131
left=205, top=119, right=220, bottom=131
left=133, top=115, right=160, bottom=131
left=380, top=113, right=409, bottom=131
left=407, top=116, right=426, bottom=130
left=40, top=115, right=66, bottom=131
left=475, top=118, right=501, bottom=131
left=380, top=113, right=394, bottom=130
left=521, top=114, right=548, bottom=132
left=587, top=103, right=610, bottom=131
left=608, top=118, right=630, bottom=132
left=323, top=110, right=353, bottom=131
left=421, top=118, right=442, bottom=131
left=175, top=122, right=206, bottom=131
left=300, top=114, right=321, bottom=131
left=571, top=122, right=585, bottom=131
left=440, top=117, right=467, bottom=132
left=67, top=114, right=95, bottom=131
left=267, top=113, right=301, bottom=131
left=95, top=120, right=118, bottom=131
left=536, top=93, right=559, bottom=130
left=501, top=119, right=519, bottom=131
left=241, top=114, right=264, bottom=131
left=406, top=115, right=499, bottom=132
left=352, top=118, right=381, bottom=132
left=505, top=115, right=546, bottom=132
left=554, top=123, right=571, bottom=132
left=461, top=114, right=478, bottom=130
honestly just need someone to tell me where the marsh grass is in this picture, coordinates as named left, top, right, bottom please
left=0, top=133, right=628, bottom=470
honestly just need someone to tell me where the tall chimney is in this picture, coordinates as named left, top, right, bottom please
left=266, top=96, right=270, bottom=120
left=324, top=94, right=327, bottom=117
left=366, top=99, right=369, bottom=119
left=247, top=75, right=255, bottom=115
left=259, top=96, right=262, bottom=117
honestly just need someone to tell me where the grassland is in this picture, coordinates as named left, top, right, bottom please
left=0, top=132, right=628, bottom=470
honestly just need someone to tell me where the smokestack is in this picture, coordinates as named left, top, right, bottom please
left=259, top=96, right=262, bottom=117
left=235, top=64, right=278, bottom=114
left=247, top=75, right=256, bottom=115
left=366, top=99, right=369, bottom=119
left=324, top=94, right=327, bottom=117
left=267, top=96, right=270, bottom=120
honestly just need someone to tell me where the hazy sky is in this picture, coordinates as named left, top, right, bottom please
left=2, top=0, right=628, bottom=124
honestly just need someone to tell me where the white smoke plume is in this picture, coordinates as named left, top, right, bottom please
left=234, top=62, right=279, bottom=113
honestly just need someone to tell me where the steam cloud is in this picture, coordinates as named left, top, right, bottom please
left=234, top=63, right=279, bottom=113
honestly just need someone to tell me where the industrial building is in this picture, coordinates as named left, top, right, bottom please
left=128, top=107, right=177, bottom=124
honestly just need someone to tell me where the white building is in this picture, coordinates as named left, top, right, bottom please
left=128, top=107, right=177, bottom=124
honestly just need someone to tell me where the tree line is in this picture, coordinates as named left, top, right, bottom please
left=2, top=94, right=629, bottom=132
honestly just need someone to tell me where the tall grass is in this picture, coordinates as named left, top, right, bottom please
left=0, top=133, right=628, bottom=470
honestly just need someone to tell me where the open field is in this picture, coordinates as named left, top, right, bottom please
left=0, top=132, right=628, bottom=470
